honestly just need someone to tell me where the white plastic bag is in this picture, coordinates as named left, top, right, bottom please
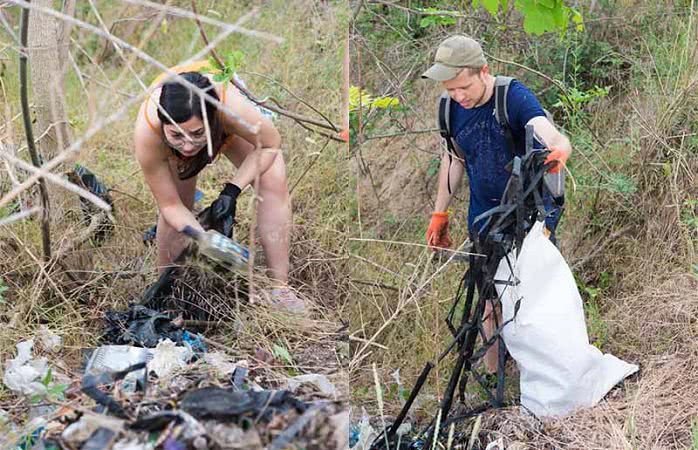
left=495, top=221, right=638, bottom=417
left=2, top=339, right=48, bottom=396
left=148, top=339, right=192, bottom=378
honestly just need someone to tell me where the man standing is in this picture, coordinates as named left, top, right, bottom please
left=423, top=35, right=572, bottom=373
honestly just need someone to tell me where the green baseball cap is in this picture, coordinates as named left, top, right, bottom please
left=421, top=35, right=487, bottom=81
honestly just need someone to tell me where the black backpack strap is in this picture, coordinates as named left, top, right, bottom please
left=438, top=92, right=464, bottom=195
left=494, top=76, right=515, bottom=161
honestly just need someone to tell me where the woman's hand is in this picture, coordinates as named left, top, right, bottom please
left=200, top=183, right=241, bottom=237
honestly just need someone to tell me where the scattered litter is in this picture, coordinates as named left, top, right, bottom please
left=148, top=339, right=192, bottom=378
left=2, top=339, right=48, bottom=396
left=203, top=351, right=237, bottom=377
left=2, top=241, right=344, bottom=449
left=113, top=439, right=155, bottom=450
left=61, top=414, right=124, bottom=445
left=68, top=164, right=115, bottom=245
left=180, top=386, right=306, bottom=421
left=104, top=305, right=184, bottom=347
left=352, top=408, right=378, bottom=449
left=37, top=325, right=62, bottom=352
left=288, top=373, right=337, bottom=398
left=84, top=345, right=153, bottom=393
left=82, top=362, right=147, bottom=418
left=182, top=330, right=207, bottom=353
left=7, top=347, right=345, bottom=449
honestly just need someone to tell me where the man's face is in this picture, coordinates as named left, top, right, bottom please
left=162, top=116, right=208, bottom=157
left=442, top=67, right=488, bottom=109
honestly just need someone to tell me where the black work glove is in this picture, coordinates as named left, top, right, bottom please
left=201, top=183, right=241, bottom=238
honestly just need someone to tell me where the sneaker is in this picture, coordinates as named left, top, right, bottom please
left=269, top=287, right=307, bottom=315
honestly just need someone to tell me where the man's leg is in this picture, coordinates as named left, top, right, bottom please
left=155, top=159, right=198, bottom=274
left=483, top=299, right=502, bottom=373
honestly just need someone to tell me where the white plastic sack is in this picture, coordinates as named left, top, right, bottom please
left=495, top=221, right=638, bottom=418
left=2, top=339, right=48, bottom=396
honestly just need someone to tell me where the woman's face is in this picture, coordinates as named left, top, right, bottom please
left=162, top=116, right=208, bottom=157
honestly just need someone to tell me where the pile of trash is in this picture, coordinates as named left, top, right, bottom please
left=1, top=316, right=347, bottom=449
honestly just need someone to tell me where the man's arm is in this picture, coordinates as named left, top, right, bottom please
left=527, top=116, right=572, bottom=162
left=434, top=150, right=465, bottom=212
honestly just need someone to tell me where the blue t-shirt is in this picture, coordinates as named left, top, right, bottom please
left=450, top=79, right=560, bottom=234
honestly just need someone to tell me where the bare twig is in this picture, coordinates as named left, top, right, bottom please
left=0, top=206, right=40, bottom=226
left=289, top=139, right=332, bottom=194
left=238, top=70, right=338, bottom=132
left=365, top=128, right=440, bottom=140
left=0, top=150, right=112, bottom=211
left=54, top=212, right=110, bottom=260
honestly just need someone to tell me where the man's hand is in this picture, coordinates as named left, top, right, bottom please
left=426, top=211, right=452, bottom=250
left=201, top=183, right=241, bottom=238
left=544, top=146, right=570, bottom=174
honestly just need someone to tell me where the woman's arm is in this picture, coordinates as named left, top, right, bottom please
left=134, top=120, right=203, bottom=233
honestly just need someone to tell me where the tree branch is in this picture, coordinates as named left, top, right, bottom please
left=0, top=150, right=112, bottom=212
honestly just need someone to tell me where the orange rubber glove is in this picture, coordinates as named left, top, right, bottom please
left=339, top=129, right=349, bottom=143
left=544, top=146, right=569, bottom=174
left=426, top=212, right=452, bottom=250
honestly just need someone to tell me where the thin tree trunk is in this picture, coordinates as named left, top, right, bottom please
left=20, top=1, right=51, bottom=261
left=27, top=0, right=73, bottom=162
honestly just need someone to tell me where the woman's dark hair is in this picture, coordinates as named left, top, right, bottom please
left=157, top=71, right=225, bottom=179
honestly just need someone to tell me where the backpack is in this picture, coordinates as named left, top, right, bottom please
left=437, top=76, right=564, bottom=198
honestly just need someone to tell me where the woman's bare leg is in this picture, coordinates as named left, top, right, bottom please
left=222, top=138, right=291, bottom=285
